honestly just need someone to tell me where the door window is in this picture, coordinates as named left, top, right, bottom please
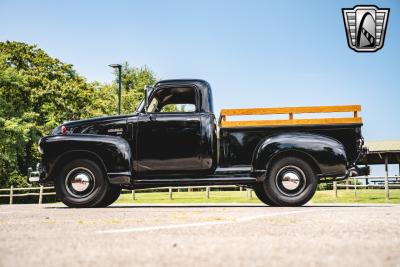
left=160, top=104, right=196, bottom=113
left=148, top=86, right=197, bottom=113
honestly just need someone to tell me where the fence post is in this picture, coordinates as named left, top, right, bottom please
left=249, top=189, right=253, bottom=199
left=38, top=185, right=43, bottom=205
left=9, top=185, right=13, bottom=205
left=384, top=155, right=390, bottom=200
left=345, top=179, right=349, bottom=190
left=205, top=186, right=210, bottom=199
left=168, top=187, right=173, bottom=200
left=132, top=190, right=135, bottom=200
left=353, top=178, right=357, bottom=201
left=333, top=181, right=337, bottom=200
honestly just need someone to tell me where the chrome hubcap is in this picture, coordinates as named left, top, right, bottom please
left=281, top=172, right=301, bottom=190
left=275, top=165, right=306, bottom=197
left=65, top=167, right=95, bottom=198
left=71, top=173, right=91, bottom=192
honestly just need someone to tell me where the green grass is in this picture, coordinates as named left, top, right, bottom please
left=312, top=189, right=400, bottom=204
left=115, top=189, right=400, bottom=204
left=117, top=190, right=261, bottom=204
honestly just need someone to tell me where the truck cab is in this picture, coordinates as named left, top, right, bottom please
left=32, top=79, right=367, bottom=208
left=133, top=79, right=217, bottom=176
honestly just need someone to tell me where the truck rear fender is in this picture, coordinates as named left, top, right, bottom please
left=42, top=135, right=132, bottom=185
left=251, top=132, right=347, bottom=181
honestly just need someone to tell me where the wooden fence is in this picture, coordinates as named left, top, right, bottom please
left=1, top=176, right=399, bottom=205
left=127, top=185, right=254, bottom=200
left=0, top=186, right=56, bottom=204
left=333, top=176, right=400, bottom=200
left=0, top=185, right=254, bottom=205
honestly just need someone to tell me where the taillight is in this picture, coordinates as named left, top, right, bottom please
left=61, top=126, right=68, bottom=135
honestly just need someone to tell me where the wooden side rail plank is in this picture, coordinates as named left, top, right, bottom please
left=220, top=105, right=361, bottom=116
left=220, top=117, right=362, bottom=128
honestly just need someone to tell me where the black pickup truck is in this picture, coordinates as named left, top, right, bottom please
left=30, top=79, right=368, bottom=207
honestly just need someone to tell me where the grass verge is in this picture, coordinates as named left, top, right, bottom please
left=312, top=189, right=400, bottom=204
left=117, top=190, right=261, bottom=204
left=115, top=189, right=400, bottom=204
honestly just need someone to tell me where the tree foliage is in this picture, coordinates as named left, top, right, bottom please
left=0, top=41, right=157, bottom=188
left=119, top=62, right=157, bottom=114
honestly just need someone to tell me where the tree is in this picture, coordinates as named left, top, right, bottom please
left=0, top=41, right=159, bottom=188
left=0, top=41, right=99, bottom=187
left=117, top=62, right=157, bottom=114
left=0, top=41, right=97, bottom=130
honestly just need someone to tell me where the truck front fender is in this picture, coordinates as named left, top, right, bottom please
left=41, top=134, right=132, bottom=184
left=252, top=132, right=347, bottom=180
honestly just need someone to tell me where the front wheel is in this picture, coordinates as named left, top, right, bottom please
left=95, top=185, right=121, bottom=207
left=55, top=159, right=110, bottom=208
left=264, top=157, right=318, bottom=207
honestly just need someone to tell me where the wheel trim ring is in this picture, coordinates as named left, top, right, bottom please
left=275, top=165, right=307, bottom=197
left=65, top=167, right=96, bottom=198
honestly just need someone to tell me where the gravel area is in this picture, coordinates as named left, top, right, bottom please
left=0, top=203, right=399, bottom=267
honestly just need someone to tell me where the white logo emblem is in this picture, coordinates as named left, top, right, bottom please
left=342, top=5, right=390, bottom=52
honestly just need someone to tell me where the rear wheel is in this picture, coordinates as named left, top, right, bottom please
left=55, top=159, right=109, bottom=208
left=264, top=157, right=318, bottom=207
left=253, top=183, right=277, bottom=206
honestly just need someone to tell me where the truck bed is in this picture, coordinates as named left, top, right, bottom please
left=218, top=105, right=363, bottom=167
left=219, top=105, right=361, bottom=128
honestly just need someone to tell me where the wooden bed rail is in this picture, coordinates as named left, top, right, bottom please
left=219, top=105, right=362, bottom=128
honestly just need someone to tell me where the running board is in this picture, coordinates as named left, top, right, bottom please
left=132, top=177, right=257, bottom=188
left=131, top=167, right=256, bottom=187
left=135, top=177, right=255, bottom=183
left=212, top=167, right=252, bottom=178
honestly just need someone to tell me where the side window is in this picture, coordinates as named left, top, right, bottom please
left=160, top=104, right=196, bottom=113
left=149, top=87, right=197, bottom=113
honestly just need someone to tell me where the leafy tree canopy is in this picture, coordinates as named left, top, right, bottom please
left=0, top=41, right=157, bottom=188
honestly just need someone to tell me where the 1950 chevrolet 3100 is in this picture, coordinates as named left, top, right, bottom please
left=30, top=79, right=369, bottom=207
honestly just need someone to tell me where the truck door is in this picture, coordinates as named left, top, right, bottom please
left=136, top=86, right=203, bottom=175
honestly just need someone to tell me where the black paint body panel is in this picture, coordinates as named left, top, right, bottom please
left=37, top=79, right=363, bottom=187
left=220, top=124, right=362, bottom=178
left=252, top=132, right=348, bottom=177
left=134, top=113, right=217, bottom=176
left=39, top=134, right=132, bottom=184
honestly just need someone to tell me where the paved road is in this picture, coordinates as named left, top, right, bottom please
left=0, top=203, right=400, bottom=267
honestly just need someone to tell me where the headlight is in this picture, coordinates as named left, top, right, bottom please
left=38, top=138, right=44, bottom=154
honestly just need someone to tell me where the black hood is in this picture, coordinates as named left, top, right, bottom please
left=63, top=114, right=133, bottom=127
left=52, top=113, right=137, bottom=135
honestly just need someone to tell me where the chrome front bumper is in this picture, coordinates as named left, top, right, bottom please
left=28, top=163, right=42, bottom=184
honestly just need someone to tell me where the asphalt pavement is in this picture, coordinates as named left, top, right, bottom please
left=1, top=203, right=399, bottom=267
